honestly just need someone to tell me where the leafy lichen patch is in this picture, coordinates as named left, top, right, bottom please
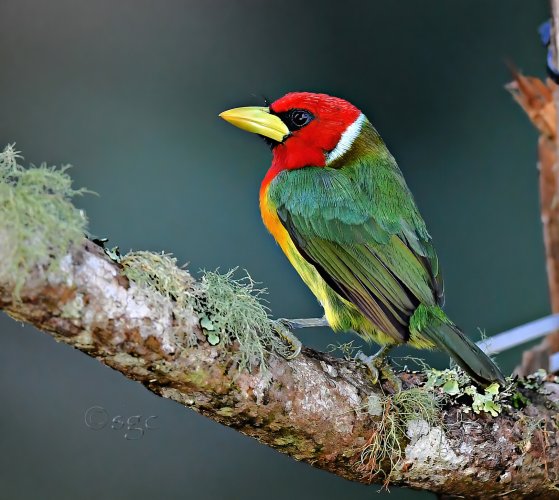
left=464, top=383, right=501, bottom=417
left=426, top=367, right=506, bottom=417
left=0, top=144, right=89, bottom=296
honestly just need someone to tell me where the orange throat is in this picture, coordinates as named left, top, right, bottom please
left=259, top=182, right=290, bottom=252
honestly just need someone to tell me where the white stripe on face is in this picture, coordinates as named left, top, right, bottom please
left=325, top=113, right=365, bottom=165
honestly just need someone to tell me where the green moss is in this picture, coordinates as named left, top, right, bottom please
left=511, top=391, right=529, bottom=409
left=0, top=144, right=90, bottom=296
left=216, top=407, right=235, bottom=417
left=360, top=387, right=441, bottom=483
left=194, top=269, right=291, bottom=372
left=273, top=434, right=298, bottom=446
left=185, top=367, right=209, bottom=386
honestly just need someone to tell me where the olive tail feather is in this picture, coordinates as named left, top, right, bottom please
left=412, top=306, right=506, bottom=387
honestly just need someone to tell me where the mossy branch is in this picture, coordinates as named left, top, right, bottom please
left=2, top=149, right=559, bottom=498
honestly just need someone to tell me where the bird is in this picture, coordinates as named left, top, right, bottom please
left=219, top=92, right=505, bottom=387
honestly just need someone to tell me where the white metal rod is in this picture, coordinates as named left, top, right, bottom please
left=477, top=313, right=559, bottom=355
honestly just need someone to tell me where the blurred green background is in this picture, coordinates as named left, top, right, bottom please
left=0, top=0, right=551, bottom=498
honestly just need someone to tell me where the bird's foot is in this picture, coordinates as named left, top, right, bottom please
left=356, top=346, right=402, bottom=393
left=356, top=350, right=383, bottom=383
left=272, top=320, right=303, bottom=360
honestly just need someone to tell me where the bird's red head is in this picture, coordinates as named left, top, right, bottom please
left=220, top=92, right=364, bottom=173
left=268, top=92, right=362, bottom=170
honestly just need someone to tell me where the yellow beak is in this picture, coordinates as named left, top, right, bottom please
left=219, top=106, right=290, bottom=143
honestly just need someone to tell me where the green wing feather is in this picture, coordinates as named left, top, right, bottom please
left=269, top=149, right=443, bottom=343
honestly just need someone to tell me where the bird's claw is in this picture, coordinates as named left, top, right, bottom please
left=273, top=320, right=303, bottom=360
left=276, top=318, right=298, bottom=331
left=356, top=350, right=380, bottom=383
left=356, top=349, right=402, bottom=393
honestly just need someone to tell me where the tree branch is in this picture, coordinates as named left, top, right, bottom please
left=1, top=237, right=559, bottom=498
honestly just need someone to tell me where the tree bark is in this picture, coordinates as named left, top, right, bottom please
left=1, top=237, right=558, bottom=499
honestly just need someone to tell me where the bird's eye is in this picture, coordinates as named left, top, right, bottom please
left=287, top=109, right=314, bottom=130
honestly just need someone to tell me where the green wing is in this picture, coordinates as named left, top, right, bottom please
left=269, top=155, right=443, bottom=343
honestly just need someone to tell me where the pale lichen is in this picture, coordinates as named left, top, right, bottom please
left=60, top=292, right=85, bottom=319
left=404, top=419, right=465, bottom=484
left=121, top=254, right=291, bottom=371
left=194, top=269, right=291, bottom=372
left=359, top=387, right=441, bottom=484
left=0, top=143, right=295, bottom=371
left=0, top=144, right=89, bottom=296
left=120, top=251, right=198, bottom=349
left=121, top=251, right=195, bottom=302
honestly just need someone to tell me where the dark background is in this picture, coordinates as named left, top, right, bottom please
left=0, top=1, right=550, bottom=498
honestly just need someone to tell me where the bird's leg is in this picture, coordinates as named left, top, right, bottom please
left=271, top=317, right=328, bottom=360
left=356, top=345, right=390, bottom=383
left=272, top=320, right=303, bottom=360
left=276, top=316, right=330, bottom=330
left=356, top=346, right=402, bottom=392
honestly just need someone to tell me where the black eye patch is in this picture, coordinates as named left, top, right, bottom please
left=274, top=108, right=314, bottom=131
